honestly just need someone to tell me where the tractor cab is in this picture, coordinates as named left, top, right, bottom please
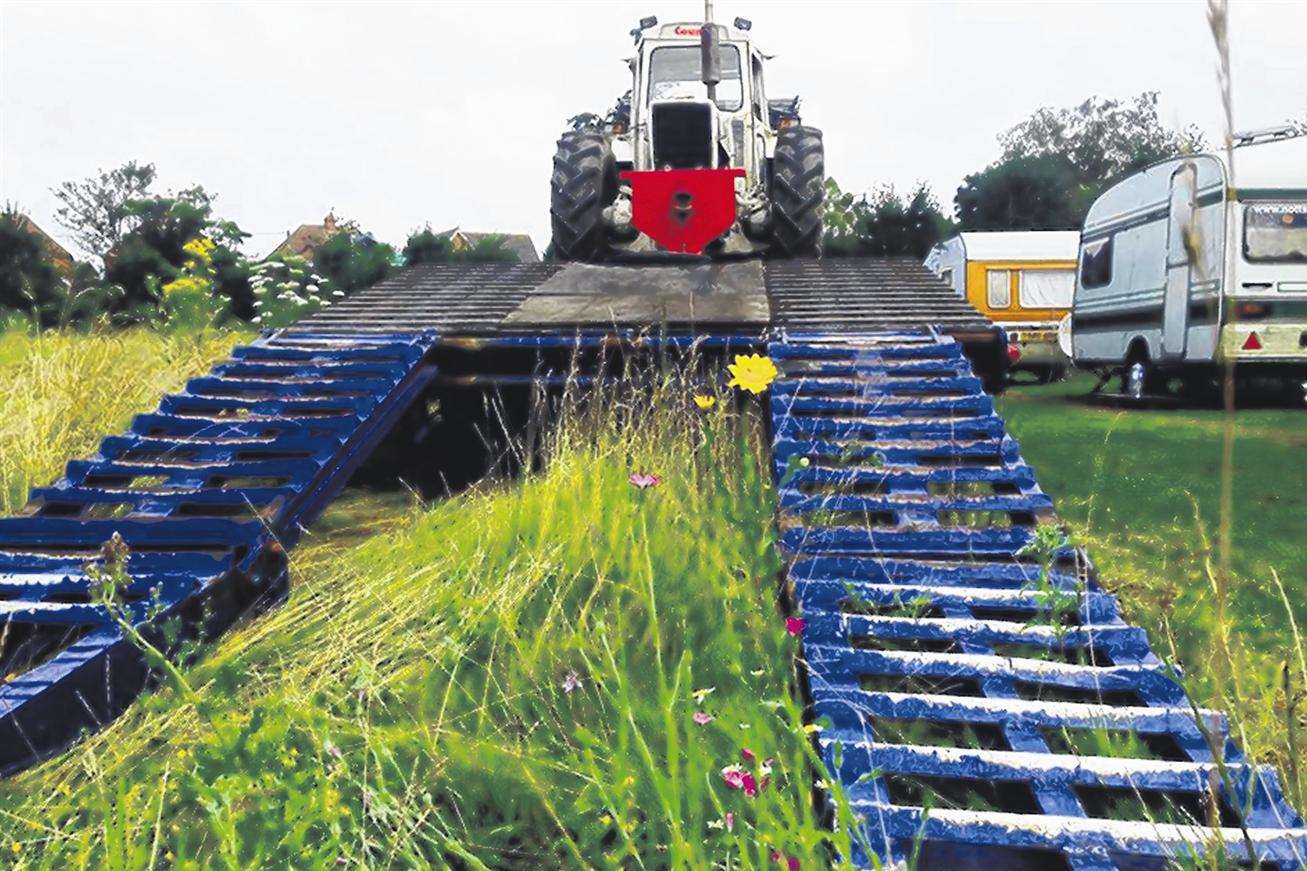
left=549, top=14, right=823, bottom=261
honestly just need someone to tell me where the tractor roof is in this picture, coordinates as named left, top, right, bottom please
left=646, top=20, right=756, bottom=47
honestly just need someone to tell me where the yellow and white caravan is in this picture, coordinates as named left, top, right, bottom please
left=925, top=231, right=1080, bottom=378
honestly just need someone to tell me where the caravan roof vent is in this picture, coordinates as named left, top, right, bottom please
left=1233, top=125, right=1301, bottom=148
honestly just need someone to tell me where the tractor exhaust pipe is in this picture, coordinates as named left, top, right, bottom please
left=700, top=0, right=720, bottom=104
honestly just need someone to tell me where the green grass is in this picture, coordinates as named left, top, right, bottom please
left=0, top=328, right=252, bottom=514
left=0, top=350, right=858, bottom=869
left=997, top=373, right=1307, bottom=804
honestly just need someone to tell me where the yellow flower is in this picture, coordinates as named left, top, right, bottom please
left=10, top=841, right=20, bottom=854
left=726, top=354, right=778, bottom=395
left=181, top=236, right=216, bottom=262
left=692, top=394, right=716, bottom=410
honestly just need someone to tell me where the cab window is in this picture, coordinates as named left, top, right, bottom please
left=649, top=45, right=743, bottom=111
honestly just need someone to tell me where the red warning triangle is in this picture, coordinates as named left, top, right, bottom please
left=1242, top=331, right=1263, bottom=350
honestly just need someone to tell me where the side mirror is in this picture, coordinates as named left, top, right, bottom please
left=700, top=25, right=721, bottom=87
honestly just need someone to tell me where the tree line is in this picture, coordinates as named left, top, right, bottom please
left=824, top=91, right=1205, bottom=258
left=1, top=163, right=516, bottom=332
left=3, top=91, right=1206, bottom=329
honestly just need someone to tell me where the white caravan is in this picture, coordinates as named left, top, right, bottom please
left=1071, top=128, right=1307, bottom=398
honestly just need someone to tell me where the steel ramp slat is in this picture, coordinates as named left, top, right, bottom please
left=0, top=329, right=438, bottom=774
left=768, top=331, right=1307, bottom=868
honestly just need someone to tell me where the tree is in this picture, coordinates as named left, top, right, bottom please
left=956, top=92, right=1206, bottom=231
left=0, top=208, right=62, bottom=322
left=403, top=227, right=517, bottom=265
left=823, top=179, right=953, bottom=258
left=102, top=186, right=252, bottom=319
left=51, top=161, right=157, bottom=264
left=955, top=154, right=1090, bottom=231
left=999, top=92, right=1205, bottom=182
left=313, top=231, right=395, bottom=293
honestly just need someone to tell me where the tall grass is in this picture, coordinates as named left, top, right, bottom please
left=0, top=329, right=250, bottom=513
left=0, top=360, right=853, bottom=869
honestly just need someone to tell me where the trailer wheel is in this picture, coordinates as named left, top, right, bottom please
left=769, top=126, right=825, bottom=258
left=550, top=130, right=617, bottom=262
left=1121, top=347, right=1164, bottom=400
left=1123, top=361, right=1148, bottom=400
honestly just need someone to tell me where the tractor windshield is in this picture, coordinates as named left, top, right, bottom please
left=648, top=45, right=742, bottom=111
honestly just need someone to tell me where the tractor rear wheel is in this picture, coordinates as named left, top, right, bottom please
left=769, top=125, right=825, bottom=258
left=550, top=130, right=617, bottom=262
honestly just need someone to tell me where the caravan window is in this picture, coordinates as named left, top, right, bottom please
left=986, top=269, right=1011, bottom=308
left=1080, top=237, right=1113, bottom=289
left=1019, top=269, right=1075, bottom=308
left=1244, top=203, right=1307, bottom=262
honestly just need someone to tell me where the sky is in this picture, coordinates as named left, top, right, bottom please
left=2, top=0, right=1306, bottom=260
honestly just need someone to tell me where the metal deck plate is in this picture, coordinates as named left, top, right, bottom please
left=500, top=260, right=770, bottom=327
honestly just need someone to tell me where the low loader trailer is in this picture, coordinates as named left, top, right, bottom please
left=1, top=10, right=1304, bottom=870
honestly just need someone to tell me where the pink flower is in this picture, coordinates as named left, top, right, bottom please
left=722, top=765, right=761, bottom=797
left=693, top=711, right=713, bottom=725
left=562, top=670, right=581, bottom=694
left=725, top=812, right=734, bottom=833
left=785, top=616, right=806, bottom=637
left=741, top=748, right=756, bottom=764
left=628, top=473, right=660, bottom=489
left=770, top=852, right=800, bottom=870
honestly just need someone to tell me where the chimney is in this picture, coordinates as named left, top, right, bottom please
left=323, top=212, right=337, bottom=233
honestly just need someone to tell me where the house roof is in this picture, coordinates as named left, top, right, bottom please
left=13, top=214, right=75, bottom=275
left=955, top=231, right=1080, bottom=262
left=269, top=212, right=344, bottom=260
left=440, top=228, right=540, bottom=263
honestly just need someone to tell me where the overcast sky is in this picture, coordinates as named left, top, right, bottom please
left=3, top=1, right=1305, bottom=259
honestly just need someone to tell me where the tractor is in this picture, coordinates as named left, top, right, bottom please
left=549, top=14, right=825, bottom=261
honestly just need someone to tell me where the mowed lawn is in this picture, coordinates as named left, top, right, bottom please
left=996, top=373, right=1306, bottom=788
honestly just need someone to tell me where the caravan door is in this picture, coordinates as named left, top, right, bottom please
left=1162, top=164, right=1197, bottom=359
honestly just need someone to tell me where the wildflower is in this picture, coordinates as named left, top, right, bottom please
left=741, top=748, right=756, bottom=764
left=324, top=739, right=343, bottom=760
left=770, top=850, right=800, bottom=869
left=628, top=473, right=660, bottom=489
left=726, top=354, right=778, bottom=394
left=693, top=394, right=716, bottom=410
left=726, top=812, right=734, bottom=832
left=562, top=670, right=582, bottom=694
left=785, top=616, right=806, bottom=637
left=693, top=711, right=713, bottom=725
left=707, top=818, right=724, bottom=830
left=165, top=851, right=174, bottom=862
left=692, top=686, right=715, bottom=703
left=721, top=765, right=759, bottom=797
left=11, top=841, right=21, bottom=854
left=599, top=814, right=613, bottom=826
